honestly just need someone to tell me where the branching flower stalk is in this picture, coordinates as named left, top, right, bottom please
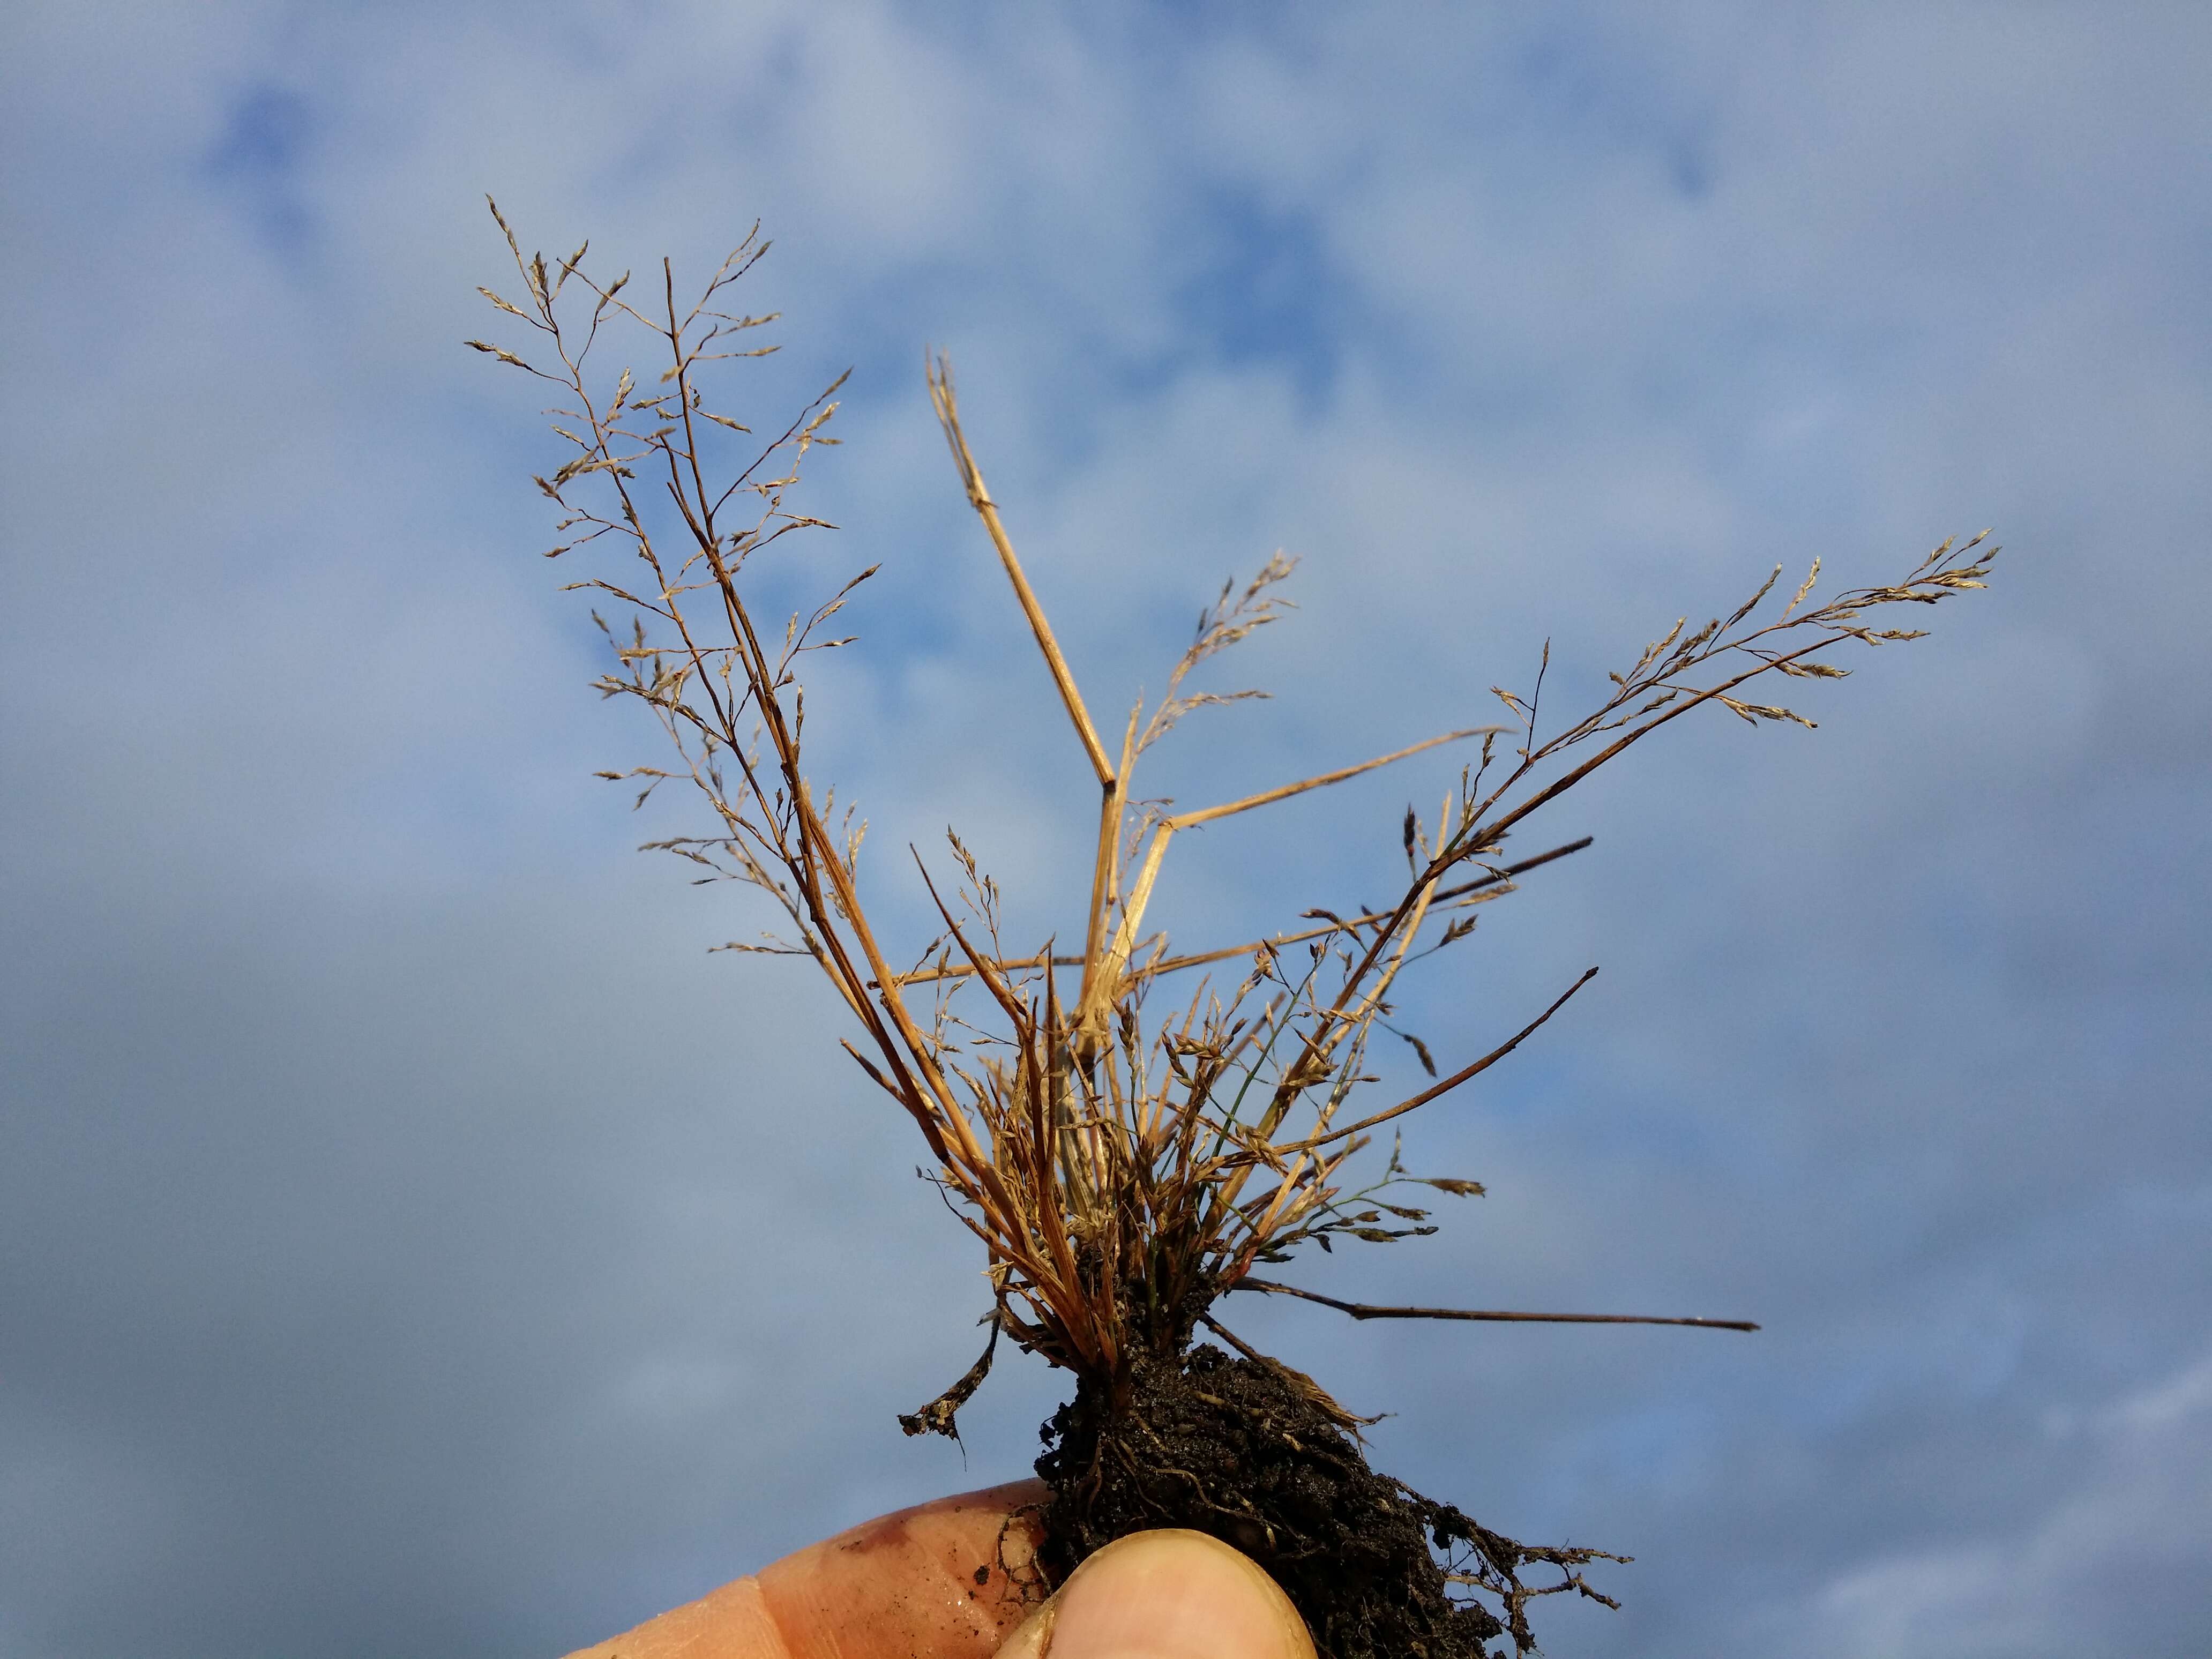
left=472, top=206, right=1997, bottom=1445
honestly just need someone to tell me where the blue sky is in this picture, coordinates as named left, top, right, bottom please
left=4, top=4, right=2208, bottom=1655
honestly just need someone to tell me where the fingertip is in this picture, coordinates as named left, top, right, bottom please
left=567, top=1482, right=1048, bottom=1659
left=998, top=1530, right=1313, bottom=1659
left=759, top=1480, right=1048, bottom=1659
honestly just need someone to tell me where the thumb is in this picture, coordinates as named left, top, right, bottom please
left=993, top=1530, right=1314, bottom=1659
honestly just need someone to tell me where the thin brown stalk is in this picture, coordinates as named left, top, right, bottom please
left=1271, top=967, right=1601, bottom=1160
left=1237, top=1277, right=1759, bottom=1332
left=1172, top=729, right=1492, bottom=829
left=928, top=355, right=1114, bottom=786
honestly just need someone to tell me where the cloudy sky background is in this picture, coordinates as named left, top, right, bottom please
left=4, top=3, right=2208, bottom=1655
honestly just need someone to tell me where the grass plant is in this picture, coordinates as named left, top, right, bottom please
left=472, top=207, right=1997, bottom=1656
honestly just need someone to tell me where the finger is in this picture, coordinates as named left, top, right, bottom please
left=562, top=1478, right=1049, bottom=1659
left=992, top=1529, right=1314, bottom=1659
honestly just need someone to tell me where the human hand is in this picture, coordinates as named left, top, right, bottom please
left=563, top=1479, right=1316, bottom=1659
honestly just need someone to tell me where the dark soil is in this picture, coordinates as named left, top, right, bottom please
left=1033, top=1343, right=1621, bottom=1658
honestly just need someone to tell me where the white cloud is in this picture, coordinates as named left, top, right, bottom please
left=1804, top=1348, right=2212, bottom=1658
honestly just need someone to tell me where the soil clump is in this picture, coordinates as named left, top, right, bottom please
left=1034, top=1342, right=1620, bottom=1658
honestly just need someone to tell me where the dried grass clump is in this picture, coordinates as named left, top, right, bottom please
left=472, top=207, right=1997, bottom=1653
